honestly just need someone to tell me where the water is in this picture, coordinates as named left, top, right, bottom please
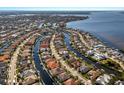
left=67, top=11, right=124, bottom=50
left=33, top=36, right=54, bottom=85
left=63, top=32, right=120, bottom=76
left=0, top=41, right=10, bottom=53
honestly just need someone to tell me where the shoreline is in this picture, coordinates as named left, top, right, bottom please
left=66, top=19, right=124, bottom=53
left=67, top=27, right=124, bottom=56
left=1, top=13, right=124, bottom=85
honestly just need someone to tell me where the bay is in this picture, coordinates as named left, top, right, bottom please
left=67, top=11, right=124, bottom=50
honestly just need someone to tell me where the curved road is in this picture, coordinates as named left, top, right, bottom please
left=50, top=34, right=91, bottom=85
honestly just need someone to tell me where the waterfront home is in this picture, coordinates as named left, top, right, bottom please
left=58, top=48, right=68, bottom=55
left=26, top=38, right=36, bottom=45
left=88, top=69, right=102, bottom=81
left=23, top=75, right=38, bottom=85
left=95, top=74, right=111, bottom=85
left=41, top=55, right=51, bottom=61
left=63, top=53, right=70, bottom=60
left=23, top=45, right=32, bottom=49
left=86, top=50, right=94, bottom=56
left=40, top=38, right=51, bottom=51
left=115, top=80, right=124, bottom=85
left=93, top=53, right=107, bottom=60
left=54, top=40, right=63, bottom=44
left=40, top=47, right=50, bottom=52
left=46, top=58, right=56, bottom=63
left=70, top=61, right=81, bottom=69
left=0, top=54, right=10, bottom=62
left=41, top=51, right=51, bottom=56
left=55, top=43, right=64, bottom=49
left=40, top=43, right=49, bottom=49
left=57, top=72, right=71, bottom=82
left=19, top=60, right=29, bottom=67
left=63, top=78, right=80, bottom=85
left=79, top=66, right=91, bottom=74
left=93, top=44, right=107, bottom=53
left=2, top=51, right=11, bottom=56
left=68, top=57, right=77, bottom=62
left=20, top=69, right=36, bottom=79
left=46, top=60, right=59, bottom=69
left=51, top=67, right=64, bottom=76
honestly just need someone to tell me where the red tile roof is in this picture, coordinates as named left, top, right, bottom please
left=40, top=44, right=49, bottom=49
left=0, top=55, right=10, bottom=62
left=46, top=58, right=56, bottom=63
left=47, top=61, right=59, bottom=69
left=64, top=78, right=76, bottom=85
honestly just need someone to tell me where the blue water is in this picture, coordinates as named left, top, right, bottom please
left=63, top=32, right=120, bottom=75
left=0, top=42, right=10, bottom=54
left=67, top=12, right=124, bottom=50
left=33, top=36, right=54, bottom=85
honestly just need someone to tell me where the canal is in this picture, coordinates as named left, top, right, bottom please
left=63, top=32, right=120, bottom=76
left=33, top=35, right=54, bottom=85
left=0, top=41, right=10, bottom=53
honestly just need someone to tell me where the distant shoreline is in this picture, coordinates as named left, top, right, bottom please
left=66, top=15, right=124, bottom=51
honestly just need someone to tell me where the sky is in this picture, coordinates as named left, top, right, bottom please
left=0, top=0, right=123, bottom=10
left=0, top=7, right=124, bottom=11
left=0, top=0, right=123, bottom=11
